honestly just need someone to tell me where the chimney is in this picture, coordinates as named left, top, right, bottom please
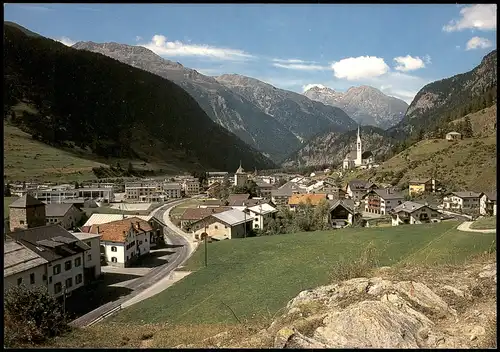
left=425, top=202, right=428, bottom=206
left=412, top=205, right=415, bottom=210
left=211, top=208, right=215, bottom=213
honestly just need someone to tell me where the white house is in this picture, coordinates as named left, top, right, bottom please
left=87, top=217, right=152, bottom=268
left=246, top=203, right=279, bottom=230
left=391, top=201, right=441, bottom=226
left=362, top=188, right=405, bottom=216
left=72, top=232, right=102, bottom=283
left=443, top=192, right=482, bottom=212
left=480, top=192, right=497, bottom=216
left=6, top=225, right=90, bottom=298
left=4, top=241, right=48, bottom=292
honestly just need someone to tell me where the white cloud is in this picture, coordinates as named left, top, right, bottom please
left=443, top=4, right=497, bottom=32
left=272, top=63, right=328, bottom=71
left=393, top=55, right=427, bottom=72
left=56, top=37, right=76, bottom=47
left=331, top=56, right=389, bottom=81
left=302, top=84, right=326, bottom=92
left=465, top=36, right=493, bottom=50
left=135, top=36, right=142, bottom=42
left=140, top=34, right=255, bottom=61
left=372, top=72, right=431, bottom=104
left=272, top=58, right=312, bottom=64
left=18, top=5, right=53, bottom=12
left=456, top=45, right=461, bottom=50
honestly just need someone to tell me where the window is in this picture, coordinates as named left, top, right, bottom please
left=214, top=225, right=218, bottom=229
left=88, top=254, right=92, bottom=261
left=75, top=274, right=83, bottom=285
left=145, top=238, right=147, bottom=242
left=139, top=241, right=143, bottom=245
left=17, top=277, right=23, bottom=286
left=65, top=278, right=73, bottom=288
left=53, top=264, right=61, bottom=275
left=49, top=277, right=52, bottom=284
left=65, top=260, right=72, bottom=271
left=111, top=246, right=117, bottom=252
left=54, top=282, right=62, bottom=294
left=111, top=257, right=117, bottom=263
left=75, top=257, right=82, bottom=267
left=30, top=273, right=35, bottom=284
left=20, top=220, right=25, bottom=225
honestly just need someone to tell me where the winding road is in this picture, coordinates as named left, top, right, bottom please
left=70, top=198, right=196, bottom=328
left=457, top=221, right=496, bottom=234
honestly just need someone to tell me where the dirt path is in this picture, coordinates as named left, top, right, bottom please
left=457, top=221, right=496, bottom=233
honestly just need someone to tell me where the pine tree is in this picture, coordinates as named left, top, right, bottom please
left=464, top=116, right=473, bottom=138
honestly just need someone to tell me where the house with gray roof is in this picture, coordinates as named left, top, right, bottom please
left=189, top=209, right=254, bottom=241
left=328, top=199, right=360, bottom=228
left=6, top=225, right=91, bottom=297
left=391, top=201, right=441, bottom=226
left=45, top=203, right=83, bottom=230
left=361, top=188, right=404, bottom=215
left=480, top=191, right=497, bottom=216
left=4, top=241, right=48, bottom=292
left=443, top=191, right=483, bottom=213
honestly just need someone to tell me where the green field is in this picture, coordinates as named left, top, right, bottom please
left=471, top=217, right=497, bottom=230
left=169, top=199, right=202, bottom=218
left=109, top=221, right=495, bottom=325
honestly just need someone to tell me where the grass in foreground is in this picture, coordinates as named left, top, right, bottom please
left=107, top=221, right=495, bottom=326
left=470, top=217, right=497, bottom=230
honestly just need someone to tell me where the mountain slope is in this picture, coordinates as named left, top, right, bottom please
left=215, top=74, right=357, bottom=142
left=388, top=50, right=497, bottom=139
left=4, top=23, right=276, bottom=173
left=71, top=42, right=300, bottom=162
left=304, top=85, right=408, bottom=129
left=282, top=126, right=395, bottom=168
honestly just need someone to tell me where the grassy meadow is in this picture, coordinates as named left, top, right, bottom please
left=470, top=217, right=497, bottom=230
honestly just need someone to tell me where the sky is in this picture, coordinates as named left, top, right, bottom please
left=4, top=4, right=497, bottom=104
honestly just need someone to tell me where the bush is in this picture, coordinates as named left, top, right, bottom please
left=4, top=285, right=69, bottom=347
left=329, top=241, right=380, bottom=282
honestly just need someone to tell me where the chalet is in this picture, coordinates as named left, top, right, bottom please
left=87, top=217, right=152, bottom=267
left=328, top=199, right=359, bottom=228
left=362, top=188, right=404, bottom=215
left=190, top=209, right=254, bottom=241
left=255, top=181, right=274, bottom=198
left=226, top=193, right=251, bottom=206
left=391, top=201, right=441, bottom=226
left=446, top=131, right=462, bottom=141
left=408, top=178, right=437, bottom=196
left=271, top=188, right=294, bottom=207
left=443, top=192, right=482, bottom=212
left=479, top=192, right=497, bottom=216
left=45, top=203, right=83, bottom=230
left=346, top=180, right=378, bottom=204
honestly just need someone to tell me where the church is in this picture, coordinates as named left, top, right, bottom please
left=342, top=126, right=375, bottom=170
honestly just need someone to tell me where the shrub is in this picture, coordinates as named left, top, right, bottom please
left=329, top=241, right=380, bottom=282
left=4, top=285, right=69, bottom=347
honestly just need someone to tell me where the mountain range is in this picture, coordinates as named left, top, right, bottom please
left=303, top=85, right=408, bottom=129
left=4, top=23, right=275, bottom=173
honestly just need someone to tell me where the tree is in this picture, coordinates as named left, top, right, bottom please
left=463, top=116, right=473, bottom=138
left=74, top=181, right=80, bottom=189
left=314, top=198, right=331, bottom=230
left=4, top=285, right=69, bottom=347
left=4, top=183, right=12, bottom=197
left=127, top=162, right=134, bottom=175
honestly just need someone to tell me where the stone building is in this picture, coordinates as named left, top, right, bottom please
left=9, top=194, right=46, bottom=232
left=234, top=162, right=248, bottom=187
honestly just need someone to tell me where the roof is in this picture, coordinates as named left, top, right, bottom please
left=164, top=183, right=182, bottom=190
left=452, top=191, right=483, bottom=198
left=409, top=178, right=432, bottom=184
left=483, top=192, right=497, bottom=202
left=255, top=181, right=274, bottom=189
left=83, top=213, right=153, bottom=227
left=7, top=225, right=90, bottom=262
left=180, top=207, right=233, bottom=221
left=328, top=199, right=356, bottom=214
left=271, top=188, right=294, bottom=197
left=288, top=194, right=327, bottom=206
left=247, top=203, right=278, bottom=215
left=212, top=209, right=253, bottom=226
left=88, top=217, right=153, bottom=243
left=9, top=194, right=45, bottom=208
left=45, top=203, right=75, bottom=217
left=72, top=232, right=101, bottom=241
left=344, top=150, right=357, bottom=160
left=392, top=201, right=437, bottom=214
left=227, top=193, right=251, bottom=206
left=348, top=179, right=376, bottom=190
left=236, top=162, right=245, bottom=174
left=366, top=188, right=404, bottom=200
left=4, top=241, right=48, bottom=277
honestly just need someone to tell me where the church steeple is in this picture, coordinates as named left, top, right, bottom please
left=356, top=125, right=362, bottom=166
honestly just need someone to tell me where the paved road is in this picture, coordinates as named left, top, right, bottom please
left=70, top=198, right=194, bottom=328
left=457, top=221, right=496, bottom=233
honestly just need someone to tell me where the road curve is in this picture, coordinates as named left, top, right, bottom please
left=70, top=198, right=195, bottom=328
left=457, top=221, right=496, bottom=234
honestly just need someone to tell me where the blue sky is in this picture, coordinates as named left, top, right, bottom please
left=4, top=4, right=497, bottom=103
